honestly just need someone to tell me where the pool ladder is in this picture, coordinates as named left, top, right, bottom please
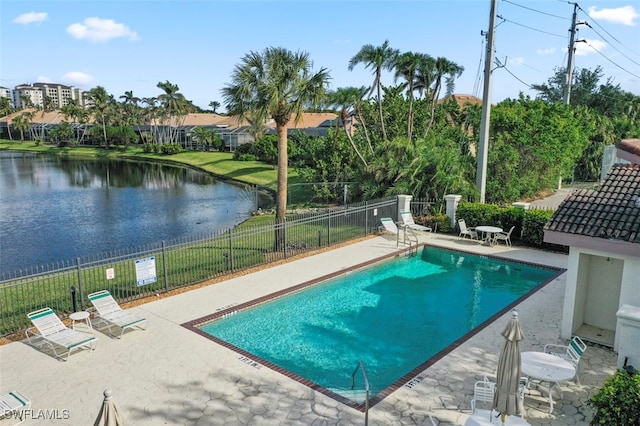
left=403, top=226, right=419, bottom=257
left=351, top=361, right=370, bottom=425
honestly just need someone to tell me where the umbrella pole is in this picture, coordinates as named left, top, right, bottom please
left=501, top=412, right=507, bottom=424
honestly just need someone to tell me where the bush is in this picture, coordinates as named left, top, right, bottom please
left=160, top=143, right=182, bottom=155
left=588, top=369, right=640, bottom=425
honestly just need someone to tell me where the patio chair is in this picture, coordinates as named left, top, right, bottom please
left=88, top=290, right=148, bottom=338
left=379, top=217, right=417, bottom=247
left=471, top=376, right=528, bottom=419
left=399, top=210, right=432, bottom=233
left=493, top=226, right=515, bottom=247
left=0, top=390, right=31, bottom=425
left=458, top=219, right=478, bottom=240
left=544, top=336, right=587, bottom=385
left=26, top=308, right=98, bottom=361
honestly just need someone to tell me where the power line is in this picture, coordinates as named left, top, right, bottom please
left=497, top=15, right=566, bottom=39
left=502, top=0, right=569, bottom=21
left=575, top=3, right=640, bottom=60
left=586, top=43, right=640, bottom=79
left=582, top=22, right=640, bottom=69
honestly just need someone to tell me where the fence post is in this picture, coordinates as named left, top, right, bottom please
left=76, top=258, right=85, bottom=310
left=365, top=202, right=369, bottom=236
left=228, top=229, right=235, bottom=271
left=326, top=213, right=331, bottom=246
left=162, top=241, right=169, bottom=292
left=283, top=219, right=288, bottom=258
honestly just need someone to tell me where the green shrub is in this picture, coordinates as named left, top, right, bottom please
left=160, top=143, right=182, bottom=155
left=588, top=369, right=640, bottom=425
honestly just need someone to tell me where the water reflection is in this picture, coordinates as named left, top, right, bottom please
left=0, top=151, right=266, bottom=274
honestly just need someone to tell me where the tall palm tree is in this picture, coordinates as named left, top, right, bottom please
left=222, top=47, right=330, bottom=249
left=393, top=52, right=433, bottom=141
left=425, top=57, right=464, bottom=136
left=157, top=81, right=188, bottom=144
left=0, top=97, right=14, bottom=139
left=348, top=40, right=399, bottom=141
left=86, top=86, right=113, bottom=148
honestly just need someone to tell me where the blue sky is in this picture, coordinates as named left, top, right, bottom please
left=2, top=0, right=639, bottom=110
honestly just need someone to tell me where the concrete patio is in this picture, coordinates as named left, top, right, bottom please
left=0, top=233, right=617, bottom=425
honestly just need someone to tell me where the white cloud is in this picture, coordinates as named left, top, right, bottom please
left=576, top=39, right=608, bottom=56
left=66, top=17, right=139, bottom=42
left=62, top=72, right=94, bottom=86
left=588, top=6, right=639, bottom=26
left=36, top=76, right=53, bottom=84
left=536, top=48, right=556, bottom=56
left=13, top=12, right=48, bottom=25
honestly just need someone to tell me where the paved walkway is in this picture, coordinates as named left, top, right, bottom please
left=0, top=233, right=617, bottom=425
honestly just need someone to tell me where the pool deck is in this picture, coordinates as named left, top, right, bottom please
left=0, top=233, right=617, bottom=425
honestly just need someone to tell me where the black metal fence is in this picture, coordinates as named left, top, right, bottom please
left=0, top=196, right=400, bottom=336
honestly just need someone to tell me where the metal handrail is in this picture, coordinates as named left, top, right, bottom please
left=351, top=360, right=370, bottom=425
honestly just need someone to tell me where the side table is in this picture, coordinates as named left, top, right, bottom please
left=69, top=311, right=93, bottom=334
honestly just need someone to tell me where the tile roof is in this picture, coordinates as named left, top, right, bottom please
left=544, top=138, right=640, bottom=256
left=545, top=164, right=640, bottom=243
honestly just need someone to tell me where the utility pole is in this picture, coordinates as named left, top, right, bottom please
left=476, top=0, right=498, bottom=204
left=563, top=3, right=579, bottom=105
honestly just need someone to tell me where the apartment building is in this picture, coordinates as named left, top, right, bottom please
left=12, top=83, right=85, bottom=109
left=0, top=86, right=11, bottom=105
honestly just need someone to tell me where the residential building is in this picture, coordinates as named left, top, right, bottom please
left=12, top=83, right=86, bottom=109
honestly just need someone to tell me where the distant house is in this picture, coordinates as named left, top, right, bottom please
left=544, top=139, right=640, bottom=366
left=0, top=111, right=345, bottom=150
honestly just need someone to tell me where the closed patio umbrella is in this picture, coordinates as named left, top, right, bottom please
left=94, top=389, right=125, bottom=426
left=493, top=310, right=525, bottom=424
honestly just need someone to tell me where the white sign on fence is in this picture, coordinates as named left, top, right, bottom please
left=106, top=268, right=115, bottom=280
left=135, top=256, right=157, bottom=286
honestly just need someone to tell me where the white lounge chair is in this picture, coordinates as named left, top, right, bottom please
left=544, top=336, right=587, bottom=385
left=399, top=210, right=432, bottom=233
left=458, top=219, right=478, bottom=240
left=471, top=375, right=528, bottom=420
left=379, top=217, right=417, bottom=247
left=26, top=308, right=98, bottom=361
left=493, top=226, right=515, bottom=247
left=0, top=390, right=31, bottom=425
left=88, top=290, right=148, bottom=338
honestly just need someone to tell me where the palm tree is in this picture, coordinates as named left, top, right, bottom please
left=425, top=57, right=464, bottom=136
left=209, top=101, right=221, bottom=114
left=348, top=40, right=399, bottom=141
left=0, top=97, right=14, bottom=140
left=393, top=52, right=433, bottom=141
left=86, top=86, right=113, bottom=148
left=157, top=80, right=188, bottom=144
left=222, top=47, right=330, bottom=249
left=13, top=111, right=33, bottom=142
left=327, top=87, right=368, bottom=167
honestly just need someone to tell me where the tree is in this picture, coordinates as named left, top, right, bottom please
left=222, top=47, right=330, bottom=249
left=209, top=101, right=221, bottom=113
left=157, top=81, right=189, bottom=144
left=326, top=87, right=368, bottom=167
left=393, top=51, right=433, bottom=141
left=0, top=97, right=14, bottom=139
left=12, top=111, right=33, bottom=142
left=424, top=57, right=464, bottom=136
left=348, top=40, right=399, bottom=141
left=86, top=86, right=114, bottom=148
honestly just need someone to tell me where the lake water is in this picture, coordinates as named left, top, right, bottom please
left=0, top=151, right=263, bottom=274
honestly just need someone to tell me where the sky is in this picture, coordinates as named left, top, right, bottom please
left=1, top=0, right=639, bottom=111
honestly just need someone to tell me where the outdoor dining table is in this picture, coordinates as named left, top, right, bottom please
left=464, top=409, right=531, bottom=426
left=475, top=226, right=503, bottom=246
left=521, top=351, right=577, bottom=413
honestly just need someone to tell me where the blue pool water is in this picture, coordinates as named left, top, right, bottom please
left=197, top=246, right=560, bottom=405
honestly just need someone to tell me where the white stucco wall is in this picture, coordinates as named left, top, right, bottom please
left=561, top=246, right=640, bottom=353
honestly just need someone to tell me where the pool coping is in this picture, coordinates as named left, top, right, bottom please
left=181, top=243, right=566, bottom=412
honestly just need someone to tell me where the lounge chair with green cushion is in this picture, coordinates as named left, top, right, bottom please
left=88, top=290, right=148, bottom=338
left=400, top=210, right=432, bottom=233
left=0, top=390, right=31, bottom=425
left=26, top=308, right=98, bottom=361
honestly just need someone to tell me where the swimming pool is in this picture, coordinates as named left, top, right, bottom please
left=185, top=246, right=562, bottom=410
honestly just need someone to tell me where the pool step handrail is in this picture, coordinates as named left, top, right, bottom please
left=351, top=360, right=370, bottom=425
